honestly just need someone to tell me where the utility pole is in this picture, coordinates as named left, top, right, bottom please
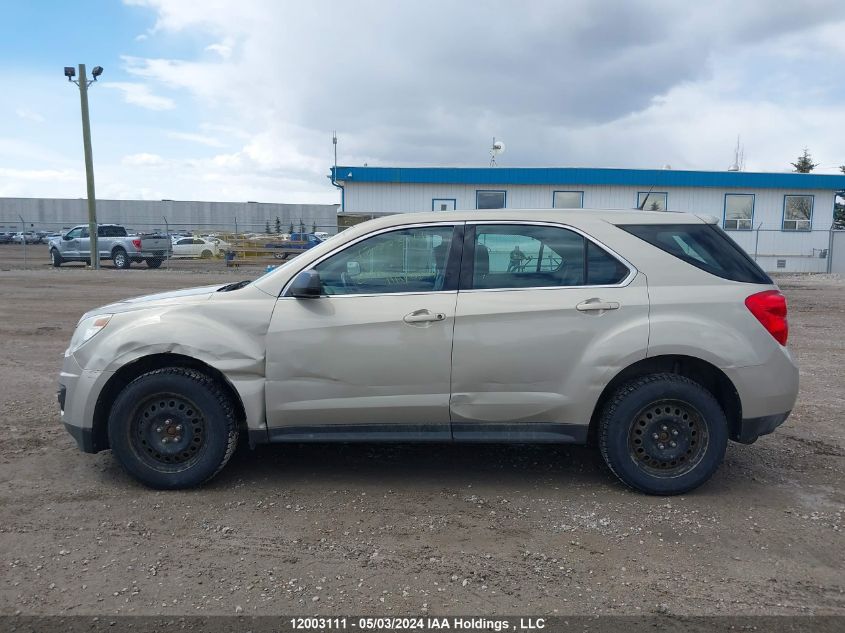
left=65, top=64, right=103, bottom=269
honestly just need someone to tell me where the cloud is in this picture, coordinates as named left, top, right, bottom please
left=205, top=39, right=233, bottom=59
left=122, top=152, right=165, bottom=166
left=103, top=82, right=175, bottom=110
left=4, top=0, right=845, bottom=204
left=167, top=131, right=226, bottom=147
left=15, top=108, right=45, bottom=123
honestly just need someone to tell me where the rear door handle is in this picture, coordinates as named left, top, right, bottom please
left=576, top=299, right=620, bottom=312
left=403, top=310, right=446, bottom=324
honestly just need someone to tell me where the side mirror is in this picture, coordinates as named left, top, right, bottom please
left=346, top=261, right=361, bottom=277
left=289, top=269, right=323, bottom=298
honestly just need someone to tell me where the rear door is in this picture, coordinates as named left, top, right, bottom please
left=450, top=221, right=650, bottom=441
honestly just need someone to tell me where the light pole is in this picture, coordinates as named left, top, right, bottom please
left=65, top=64, right=103, bottom=269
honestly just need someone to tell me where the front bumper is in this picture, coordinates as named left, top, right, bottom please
left=59, top=352, right=109, bottom=453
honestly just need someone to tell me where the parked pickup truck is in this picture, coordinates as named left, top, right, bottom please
left=48, top=224, right=172, bottom=269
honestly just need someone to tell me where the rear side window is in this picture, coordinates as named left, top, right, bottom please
left=620, top=224, right=771, bottom=284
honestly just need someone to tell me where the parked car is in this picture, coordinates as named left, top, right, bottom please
left=59, top=209, right=798, bottom=493
left=171, top=236, right=218, bottom=259
left=48, top=224, right=172, bottom=268
left=12, top=231, right=39, bottom=244
left=0, top=232, right=14, bottom=244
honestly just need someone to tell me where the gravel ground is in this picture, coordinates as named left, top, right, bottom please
left=0, top=249, right=842, bottom=616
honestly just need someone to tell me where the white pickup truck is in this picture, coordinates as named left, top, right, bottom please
left=49, top=224, right=172, bottom=269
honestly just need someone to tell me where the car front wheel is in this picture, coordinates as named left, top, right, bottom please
left=107, top=368, right=239, bottom=489
left=598, top=373, right=728, bottom=495
left=50, top=249, right=63, bottom=267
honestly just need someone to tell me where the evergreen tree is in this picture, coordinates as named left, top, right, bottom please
left=791, top=148, right=818, bottom=173
left=840, top=165, right=845, bottom=174
left=274, top=216, right=282, bottom=234
left=265, top=219, right=271, bottom=234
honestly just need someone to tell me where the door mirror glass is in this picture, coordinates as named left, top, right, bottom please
left=289, top=269, right=323, bottom=298
left=346, top=261, right=361, bottom=277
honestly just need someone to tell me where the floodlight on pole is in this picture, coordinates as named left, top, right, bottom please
left=64, top=63, right=103, bottom=269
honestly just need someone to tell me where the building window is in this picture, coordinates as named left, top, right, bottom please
left=432, top=198, right=456, bottom=212
left=723, top=194, right=754, bottom=231
left=476, top=190, right=506, bottom=209
left=553, top=191, right=584, bottom=209
left=782, top=195, right=813, bottom=231
left=637, top=192, right=667, bottom=211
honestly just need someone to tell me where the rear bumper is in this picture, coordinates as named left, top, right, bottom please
left=733, top=411, right=791, bottom=444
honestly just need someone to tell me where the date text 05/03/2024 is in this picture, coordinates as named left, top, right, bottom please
left=289, top=618, right=547, bottom=631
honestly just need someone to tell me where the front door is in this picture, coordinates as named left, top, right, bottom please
left=450, top=222, right=649, bottom=441
left=62, top=227, right=85, bottom=259
left=264, top=223, right=463, bottom=440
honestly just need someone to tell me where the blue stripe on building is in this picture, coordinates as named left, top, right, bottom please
left=332, top=166, right=845, bottom=191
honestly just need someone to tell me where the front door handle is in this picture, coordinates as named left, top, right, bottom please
left=576, top=299, right=620, bottom=312
left=403, top=309, right=446, bottom=324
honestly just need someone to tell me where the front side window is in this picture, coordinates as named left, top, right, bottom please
left=783, top=195, right=813, bottom=231
left=177, top=238, right=193, bottom=245
left=553, top=191, right=584, bottom=209
left=724, top=194, right=754, bottom=231
left=637, top=192, right=668, bottom=211
left=470, top=224, right=628, bottom=290
left=314, top=225, right=456, bottom=295
left=66, top=227, right=83, bottom=239
left=476, top=190, right=506, bottom=209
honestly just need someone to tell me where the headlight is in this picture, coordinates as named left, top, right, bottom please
left=68, top=314, right=113, bottom=354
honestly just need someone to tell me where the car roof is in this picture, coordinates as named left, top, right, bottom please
left=353, top=208, right=707, bottom=232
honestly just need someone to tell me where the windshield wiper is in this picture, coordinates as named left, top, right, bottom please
left=217, top=280, right=251, bottom=292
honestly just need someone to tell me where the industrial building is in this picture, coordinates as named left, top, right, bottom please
left=0, top=198, right=340, bottom=236
left=332, top=166, right=845, bottom=273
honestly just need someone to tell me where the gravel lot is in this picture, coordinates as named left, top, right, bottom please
left=0, top=245, right=843, bottom=616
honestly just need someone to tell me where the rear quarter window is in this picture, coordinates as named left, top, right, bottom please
left=619, top=223, right=771, bottom=284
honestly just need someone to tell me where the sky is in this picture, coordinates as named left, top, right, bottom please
left=1, top=0, right=844, bottom=204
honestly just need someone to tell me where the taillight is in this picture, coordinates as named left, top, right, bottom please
left=131, top=238, right=142, bottom=250
left=745, top=290, right=788, bottom=346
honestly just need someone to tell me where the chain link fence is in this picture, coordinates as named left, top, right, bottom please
left=1, top=216, right=843, bottom=274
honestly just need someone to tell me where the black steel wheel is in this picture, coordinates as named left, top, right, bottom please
left=108, top=368, right=239, bottom=489
left=599, top=373, right=728, bottom=495
left=145, top=257, right=163, bottom=269
left=130, top=394, right=208, bottom=471
left=627, top=399, right=709, bottom=477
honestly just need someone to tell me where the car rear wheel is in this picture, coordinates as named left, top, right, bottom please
left=113, top=248, right=131, bottom=269
left=50, top=248, right=63, bottom=267
left=598, top=373, right=728, bottom=495
left=107, top=368, right=239, bottom=489
left=145, top=257, right=163, bottom=269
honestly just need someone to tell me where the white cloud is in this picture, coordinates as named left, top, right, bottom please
left=167, top=131, right=226, bottom=147
left=122, top=152, right=165, bottom=166
left=103, top=82, right=175, bottom=111
left=205, top=39, right=233, bottom=59
left=15, top=108, right=45, bottom=123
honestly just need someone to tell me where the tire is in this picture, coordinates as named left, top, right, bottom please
left=108, top=368, right=239, bottom=489
left=200, top=249, right=213, bottom=259
left=598, top=373, right=728, bottom=495
left=113, top=248, right=130, bottom=269
left=50, top=249, right=63, bottom=267
left=145, top=257, right=163, bottom=269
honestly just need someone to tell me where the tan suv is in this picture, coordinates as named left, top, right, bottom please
left=58, top=210, right=798, bottom=494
